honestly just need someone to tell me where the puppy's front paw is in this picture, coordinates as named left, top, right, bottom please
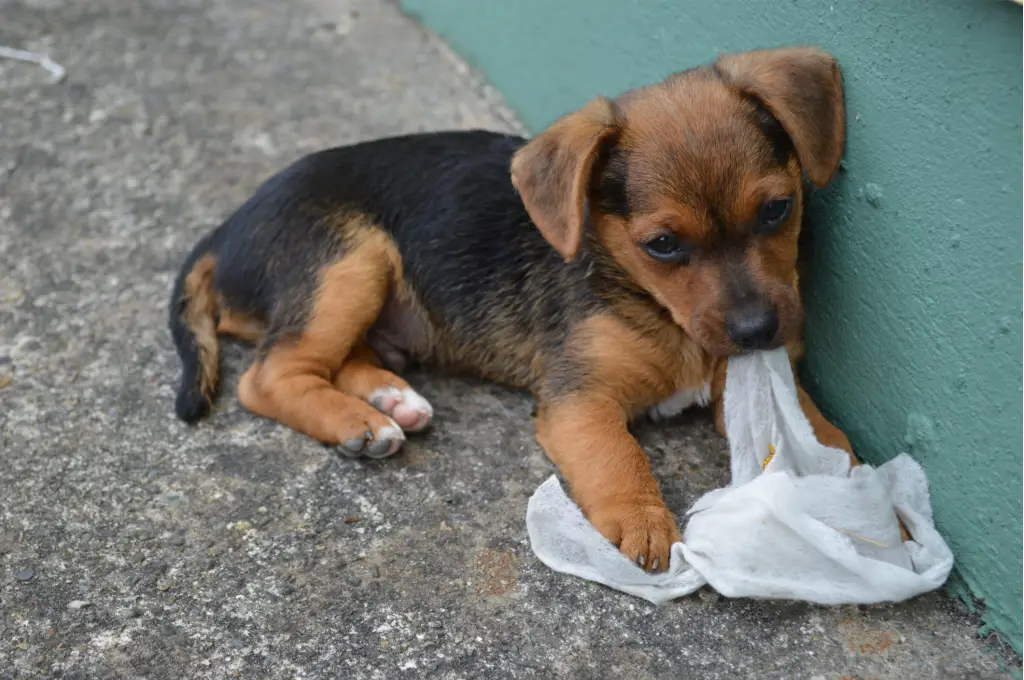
left=588, top=499, right=681, bottom=572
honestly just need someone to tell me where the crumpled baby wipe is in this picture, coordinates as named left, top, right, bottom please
left=525, top=347, right=954, bottom=605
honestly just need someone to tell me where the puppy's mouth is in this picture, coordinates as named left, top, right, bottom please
left=697, top=337, right=784, bottom=359
left=726, top=338, right=785, bottom=356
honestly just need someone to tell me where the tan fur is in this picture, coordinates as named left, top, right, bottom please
left=181, top=255, right=220, bottom=399
left=564, top=314, right=709, bottom=417
left=333, top=341, right=412, bottom=400
left=216, top=307, right=265, bottom=342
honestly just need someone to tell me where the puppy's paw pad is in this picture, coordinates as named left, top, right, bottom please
left=369, top=387, right=433, bottom=433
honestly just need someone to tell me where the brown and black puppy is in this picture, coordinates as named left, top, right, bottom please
left=169, top=46, right=856, bottom=572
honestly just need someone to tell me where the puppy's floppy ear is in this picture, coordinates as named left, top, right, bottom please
left=715, top=47, right=845, bottom=188
left=511, top=97, right=620, bottom=261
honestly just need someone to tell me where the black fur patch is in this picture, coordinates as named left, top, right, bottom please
left=743, top=96, right=794, bottom=168
left=596, top=144, right=630, bottom=217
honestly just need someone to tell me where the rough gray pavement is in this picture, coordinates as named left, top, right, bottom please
left=0, top=0, right=1017, bottom=678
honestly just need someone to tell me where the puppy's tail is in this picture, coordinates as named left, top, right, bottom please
left=169, top=232, right=223, bottom=423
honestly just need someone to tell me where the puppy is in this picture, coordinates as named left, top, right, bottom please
left=169, top=46, right=857, bottom=572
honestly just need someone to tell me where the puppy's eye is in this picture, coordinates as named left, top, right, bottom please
left=642, top=233, right=691, bottom=265
left=757, top=197, right=793, bottom=234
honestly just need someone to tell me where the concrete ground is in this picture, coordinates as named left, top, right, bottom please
left=0, top=0, right=1017, bottom=678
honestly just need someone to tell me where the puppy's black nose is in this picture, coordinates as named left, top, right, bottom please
left=726, top=304, right=779, bottom=350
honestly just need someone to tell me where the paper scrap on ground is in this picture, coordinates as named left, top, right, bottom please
left=0, top=46, right=66, bottom=82
left=526, top=347, right=954, bottom=605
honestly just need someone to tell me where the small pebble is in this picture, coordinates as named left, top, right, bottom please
left=68, top=600, right=91, bottom=610
left=15, top=568, right=36, bottom=582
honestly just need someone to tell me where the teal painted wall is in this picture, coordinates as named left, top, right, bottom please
left=402, top=0, right=1023, bottom=652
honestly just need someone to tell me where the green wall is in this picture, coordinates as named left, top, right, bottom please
left=402, top=0, right=1023, bottom=653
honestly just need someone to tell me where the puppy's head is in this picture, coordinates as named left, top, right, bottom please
left=511, top=47, right=845, bottom=356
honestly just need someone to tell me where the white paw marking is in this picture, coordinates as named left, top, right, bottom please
left=400, top=388, right=433, bottom=418
left=397, top=388, right=433, bottom=432
left=368, top=386, right=434, bottom=432
left=648, top=382, right=711, bottom=422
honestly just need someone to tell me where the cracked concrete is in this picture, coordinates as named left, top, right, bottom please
left=0, top=0, right=1018, bottom=678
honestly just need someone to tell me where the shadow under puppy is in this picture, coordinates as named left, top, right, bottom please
left=169, top=46, right=857, bottom=573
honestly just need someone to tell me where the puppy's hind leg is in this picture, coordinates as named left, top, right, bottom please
left=236, top=231, right=406, bottom=458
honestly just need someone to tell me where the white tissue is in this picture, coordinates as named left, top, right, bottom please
left=525, top=347, right=954, bottom=605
